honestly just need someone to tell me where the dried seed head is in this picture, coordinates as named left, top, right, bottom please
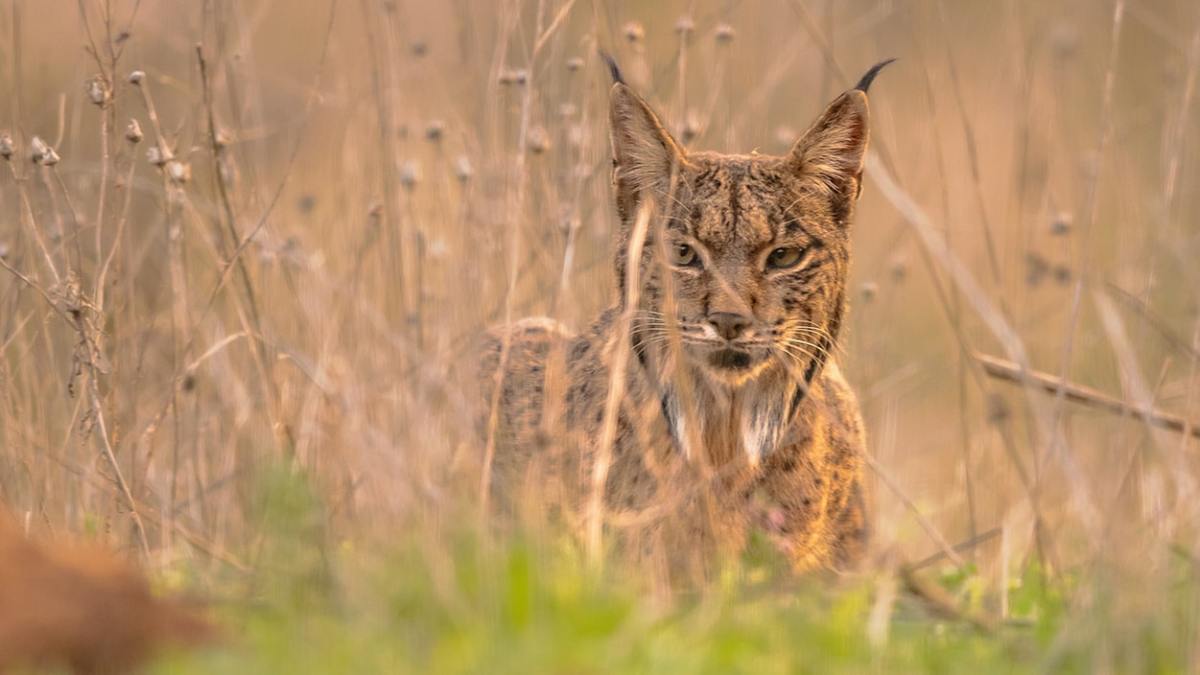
left=681, top=109, right=705, bottom=144
left=1050, top=211, right=1072, bottom=236
left=715, top=23, right=736, bottom=43
left=85, top=75, right=110, bottom=107
left=674, top=16, right=695, bottom=36
left=859, top=281, right=878, bottom=302
left=424, top=120, right=445, bottom=143
left=1053, top=265, right=1072, bottom=285
left=0, top=241, right=8, bottom=259
left=40, top=147, right=60, bottom=166
left=0, top=132, right=13, bottom=160
left=399, top=160, right=420, bottom=189
left=1025, top=252, right=1049, bottom=286
left=125, top=119, right=144, bottom=144
left=127, top=69, right=145, bottom=85
left=622, top=21, right=645, bottom=43
left=146, top=145, right=172, bottom=167
left=888, top=256, right=908, bottom=282
left=986, top=393, right=1010, bottom=424
left=411, top=41, right=428, bottom=58
left=29, top=136, right=49, bottom=164
left=368, top=201, right=383, bottom=220
left=527, top=126, right=551, bottom=154
left=453, top=155, right=473, bottom=182
left=565, top=56, right=584, bottom=72
left=166, top=160, right=191, bottom=184
left=498, top=68, right=528, bottom=86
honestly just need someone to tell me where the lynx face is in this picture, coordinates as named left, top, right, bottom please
left=609, top=65, right=882, bottom=391
left=647, top=152, right=850, bottom=387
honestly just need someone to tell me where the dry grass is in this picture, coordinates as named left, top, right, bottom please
left=1, top=0, right=1199, bottom=669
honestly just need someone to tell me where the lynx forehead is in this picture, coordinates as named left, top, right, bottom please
left=480, top=55, right=892, bottom=573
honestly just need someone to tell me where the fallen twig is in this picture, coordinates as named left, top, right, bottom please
left=974, top=352, right=1200, bottom=440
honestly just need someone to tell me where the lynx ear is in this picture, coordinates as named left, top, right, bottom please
left=786, top=89, right=870, bottom=202
left=786, top=59, right=893, bottom=206
left=609, top=82, right=688, bottom=223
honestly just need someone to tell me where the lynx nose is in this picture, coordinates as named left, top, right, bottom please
left=707, top=312, right=752, bottom=341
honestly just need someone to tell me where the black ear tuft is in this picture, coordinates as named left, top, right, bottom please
left=854, top=58, right=896, bottom=93
left=598, top=49, right=626, bottom=85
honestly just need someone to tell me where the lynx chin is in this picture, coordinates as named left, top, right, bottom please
left=480, top=56, right=894, bottom=575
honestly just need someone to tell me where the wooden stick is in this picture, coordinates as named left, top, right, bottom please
left=973, top=352, right=1200, bottom=440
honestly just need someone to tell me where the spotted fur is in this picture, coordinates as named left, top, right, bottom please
left=480, top=60, right=891, bottom=574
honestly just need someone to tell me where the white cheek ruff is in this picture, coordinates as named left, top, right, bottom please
left=665, top=395, right=693, bottom=461
left=740, top=407, right=775, bottom=468
left=738, top=383, right=795, bottom=468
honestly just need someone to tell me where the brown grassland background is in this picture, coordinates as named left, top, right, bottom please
left=1, top=0, right=1200, bottom=665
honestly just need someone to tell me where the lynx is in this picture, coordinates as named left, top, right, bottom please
left=480, top=56, right=893, bottom=574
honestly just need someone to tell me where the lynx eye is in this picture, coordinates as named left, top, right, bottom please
left=766, top=246, right=805, bottom=270
left=670, top=242, right=699, bottom=267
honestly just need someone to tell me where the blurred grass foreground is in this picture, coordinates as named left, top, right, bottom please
left=2, top=0, right=1200, bottom=672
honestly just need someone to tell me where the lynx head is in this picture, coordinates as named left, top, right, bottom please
left=607, top=56, right=892, bottom=393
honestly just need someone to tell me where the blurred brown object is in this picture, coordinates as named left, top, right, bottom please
left=0, top=512, right=214, bottom=674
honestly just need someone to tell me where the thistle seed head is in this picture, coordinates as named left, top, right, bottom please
left=453, top=155, right=473, bottom=182
left=622, top=21, right=644, bottom=43
left=125, top=119, right=144, bottom=144
left=399, top=160, right=420, bottom=189
left=85, top=75, right=110, bottom=107
left=166, top=160, right=191, bottom=184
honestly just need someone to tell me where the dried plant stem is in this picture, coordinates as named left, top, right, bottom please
left=908, top=526, right=1003, bottom=571
left=587, top=200, right=652, bottom=565
left=43, top=445, right=246, bottom=572
left=867, top=153, right=1103, bottom=538
left=93, top=157, right=136, bottom=313
left=975, top=352, right=1200, bottom=441
left=94, top=102, right=112, bottom=265
left=0, top=257, right=68, bottom=322
left=933, top=0, right=1005, bottom=293
left=481, top=0, right=547, bottom=518
left=1163, top=22, right=1200, bottom=215
left=899, top=564, right=998, bottom=633
left=357, top=0, right=407, bottom=340
left=1049, top=0, right=1125, bottom=477
left=85, top=364, right=150, bottom=556
left=196, top=44, right=265, bottom=339
left=6, top=163, right=62, bottom=286
left=0, top=247, right=149, bottom=555
left=862, top=448, right=966, bottom=569
left=194, top=43, right=291, bottom=457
